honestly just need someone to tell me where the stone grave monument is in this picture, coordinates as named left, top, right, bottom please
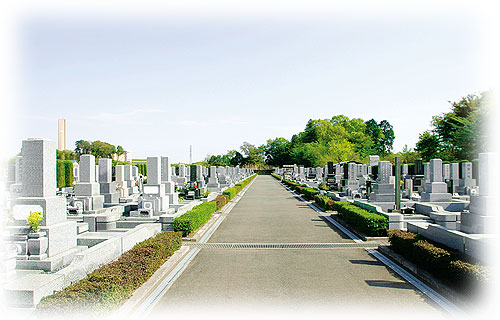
left=421, top=159, right=452, bottom=202
left=461, top=153, right=496, bottom=234
left=161, top=156, right=178, bottom=205
left=369, top=161, right=395, bottom=202
left=11, top=138, right=77, bottom=271
left=73, top=154, right=104, bottom=213
left=98, top=158, right=119, bottom=204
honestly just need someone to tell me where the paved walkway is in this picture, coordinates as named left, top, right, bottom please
left=151, top=176, right=446, bottom=317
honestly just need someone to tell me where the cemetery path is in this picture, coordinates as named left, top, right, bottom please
left=150, top=176, right=446, bottom=317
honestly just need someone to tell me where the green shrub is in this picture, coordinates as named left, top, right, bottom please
left=413, top=240, right=451, bottom=278
left=449, top=260, right=488, bottom=288
left=37, top=231, right=182, bottom=314
left=333, top=201, right=388, bottom=236
left=56, top=160, right=65, bottom=188
left=222, top=174, right=256, bottom=200
left=387, top=230, right=418, bottom=255
left=215, top=195, right=229, bottom=210
left=318, top=182, right=330, bottom=191
left=314, top=194, right=335, bottom=211
left=134, top=163, right=147, bottom=176
left=63, top=160, right=74, bottom=187
left=173, top=201, right=217, bottom=236
left=222, top=188, right=238, bottom=200
left=302, top=187, right=320, bottom=200
left=387, top=230, right=488, bottom=291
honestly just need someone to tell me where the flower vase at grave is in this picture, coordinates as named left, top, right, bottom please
left=27, top=231, right=48, bottom=259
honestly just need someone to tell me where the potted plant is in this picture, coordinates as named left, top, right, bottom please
left=26, top=211, right=48, bottom=258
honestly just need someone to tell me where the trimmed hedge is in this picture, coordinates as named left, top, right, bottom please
left=215, top=195, right=229, bottom=210
left=318, top=182, right=330, bottom=191
left=222, top=186, right=240, bottom=200
left=333, top=201, right=388, bottom=236
left=63, top=160, right=74, bottom=187
left=223, top=174, right=257, bottom=200
left=314, top=194, right=335, bottom=211
left=173, top=201, right=217, bottom=236
left=275, top=175, right=301, bottom=191
left=387, top=230, right=488, bottom=291
left=295, top=186, right=320, bottom=200
left=37, top=231, right=182, bottom=314
left=56, top=160, right=65, bottom=188
left=134, top=163, right=147, bottom=176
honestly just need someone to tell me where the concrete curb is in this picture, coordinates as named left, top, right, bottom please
left=378, top=245, right=474, bottom=309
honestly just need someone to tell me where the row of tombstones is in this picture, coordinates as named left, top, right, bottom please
left=275, top=157, right=482, bottom=200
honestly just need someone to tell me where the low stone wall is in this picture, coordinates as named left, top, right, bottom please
left=406, top=221, right=490, bottom=262
left=4, top=223, right=163, bottom=308
left=354, top=200, right=404, bottom=230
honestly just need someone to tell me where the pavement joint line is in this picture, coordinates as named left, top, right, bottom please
left=278, top=179, right=465, bottom=316
left=133, top=176, right=256, bottom=318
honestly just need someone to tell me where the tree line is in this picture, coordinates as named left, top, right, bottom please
left=205, top=92, right=488, bottom=167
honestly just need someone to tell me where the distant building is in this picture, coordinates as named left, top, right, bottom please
left=58, top=119, right=66, bottom=151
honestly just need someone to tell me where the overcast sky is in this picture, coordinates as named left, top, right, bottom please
left=3, top=1, right=495, bottom=163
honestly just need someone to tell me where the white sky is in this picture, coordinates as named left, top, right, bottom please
left=0, top=1, right=497, bottom=163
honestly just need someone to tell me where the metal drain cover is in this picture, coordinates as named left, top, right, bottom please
left=185, top=243, right=379, bottom=249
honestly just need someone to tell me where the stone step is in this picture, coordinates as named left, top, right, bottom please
left=67, top=215, right=84, bottom=222
left=15, top=246, right=84, bottom=273
left=116, top=220, right=158, bottom=229
left=76, top=222, right=88, bottom=234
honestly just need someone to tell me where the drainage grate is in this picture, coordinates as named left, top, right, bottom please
left=185, top=243, right=379, bottom=249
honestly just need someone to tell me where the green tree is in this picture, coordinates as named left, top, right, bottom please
left=74, top=140, right=92, bottom=156
left=415, top=131, right=440, bottom=161
left=264, top=137, right=292, bottom=166
left=379, top=120, right=395, bottom=155
left=91, top=141, right=116, bottom=159
left=394, top=145, right=420, bottom=164
left=230, top=151, right=245, bottom=166
left=240, top=142, right=265, bottom=165
left=416, top=92, right=488, bottom=161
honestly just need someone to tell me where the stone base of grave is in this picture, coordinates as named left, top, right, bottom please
left=174, top=177, right=188, bottom=185
left=13, top=196, right=67, bottom=226
left=4, top=273, right=66, bottom=307
left=461, top=212, right=497, bottom=234
left=128, top=186, right=139, bottom=195
left=469, top=195, right=491, bottom=215
left=369, top=191, right=395, bottom=202
left=165, top=193, right=179, bottom=205
left=82, top=212, right=122, bottom=232
left=459, top=178, right=476, bottom=188
left=74, top=195, right=105, bottom=212
left=420, top=193, right=452, bottom=202
left=142, top=196, right=169, bottom=212
left=40, top=221, right=78, bottom=257
left=16, top=245, right=82, bottom=272
left=103, top=192, right=120, bottom=204
left=74, top=182, right=100, bottom=196
left=130, top=208, right=153, bottom=218
left=99, top=182, right=117, bottom=194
